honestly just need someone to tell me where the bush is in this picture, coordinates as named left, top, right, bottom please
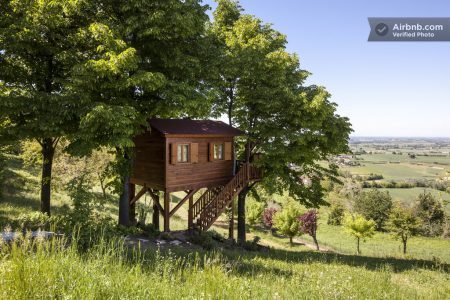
left=298, top=210, right=319, bottom=250
left=273, top=202, right=302, bottom=245
left=354, top=189, right=393, bottom=231
left=413, top=192, right=446, bottom=237
left=0, top=150, right=5, bottom=199
left=327, top=203, right=345, bottom=226
left=246, top=200, right=265, bottom=226
left=262, top=207, right=278, bottom=230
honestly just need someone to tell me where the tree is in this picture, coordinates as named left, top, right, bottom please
left=262, top=207, right=278, bottom=232
left=69, top=0, right=213, bottom=226
left=413, top=191, right=446, bottom=236
left=0, top=0, right=111, bottom=215
left=343, top=214, right=376, bottom=255
left=354, top=189, right=393, bottom=231
left=273, top=203, right=302, bottom=245
left=327, top=202, right=345, bottom=226
left=210, top=0, right=352, bottom=244
left=298, top=210, right=320, bottom=250
left=387, top=205, right=421, bottom=254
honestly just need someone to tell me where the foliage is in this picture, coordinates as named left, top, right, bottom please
left=262, top=207, right=278, bottom=230
left=413, top=192, right=446, bottom=237
left=0, top=149, right=5, bottom=199
left=387, top=205, right=421, bottom=254
left=354, top=189, right=393, bottom=231
left=246, top=200, right=265, bottom=226
left=343, top=214, right=376, bottom=254
left=210, top=0, right=352, bottom=208
left=327, top=202, right=345, bottom=226
left=298, top=209, right=319, bottom=250
left=273, top=202, right=302, bottom=244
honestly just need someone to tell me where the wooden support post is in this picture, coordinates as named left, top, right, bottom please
left=164, top=192, right=170, bottom=232
left=128, top=183, right=136, bottom=225
left=152, top=190, right=160, bottom=231
left=228, top=198, right=234, bottom=241
left=188, top=194, right=194, bottom=231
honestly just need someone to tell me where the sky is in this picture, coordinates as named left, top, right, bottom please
left=204, top=0, right=450, bottom=137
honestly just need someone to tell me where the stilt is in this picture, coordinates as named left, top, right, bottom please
left=188, top=194, right=194, bottom=231
left=164, top=192, right=170, bottom=232
left=152, top=190, right=160, bottom=231
left=128, top=183, right=136, bottom=225
left=228, top=198, right=234, bottom=240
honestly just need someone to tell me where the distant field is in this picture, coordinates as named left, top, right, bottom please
left=357, top=153, right=450, bottom=165
left=380, top=188, right=450, bottom=210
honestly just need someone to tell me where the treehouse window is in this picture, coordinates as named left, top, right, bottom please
left=177, top=144, right=189, bottom=163
left=213, top=143, right=224, bottom=160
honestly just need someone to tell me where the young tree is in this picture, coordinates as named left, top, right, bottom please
left=0, top=0, right=110, bottom=215
left=210, top=0, right=352, bottom=244
left=387, top=205, right=421, bottom=254
left=354, top=189, right=393, bottom=231
left=343, top=214, right=376, bottom=255
left=262, top=207, right=278, bottom=232
left=413, top=191, right=446, bottom=236
left=298, top=210, right=320, bottom=250
left=273, top=203, right=302, bottom=245
left=246, top=200, right=265, bottom=226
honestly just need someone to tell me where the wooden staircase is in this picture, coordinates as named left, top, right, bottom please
left=189, top=163, right=261, bottom=232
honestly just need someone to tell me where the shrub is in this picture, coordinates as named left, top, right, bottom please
left=0, top=150, right=5, bottom=199
left=413, top=191, right=446, bottom=237
left=327, top=202, right=345, bottom=226
left=298, top=210, right=319, bottom=250
left=354, top=189, right=393, bottom=231
left=343, top=213, right=376, bottom=255
left=246, top=200, right=265, bottom=226
left=262, top=207, right=278, bottom=231
left=273, top=203, right=302, bottom=245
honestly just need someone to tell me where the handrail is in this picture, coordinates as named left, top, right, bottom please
left=196, top=163, right=261, bottom=231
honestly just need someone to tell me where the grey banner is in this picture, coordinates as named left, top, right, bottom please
left=368, top=17, right=450, bottom=41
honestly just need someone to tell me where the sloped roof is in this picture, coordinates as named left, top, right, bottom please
left=149, top=119, right=244, bottom=136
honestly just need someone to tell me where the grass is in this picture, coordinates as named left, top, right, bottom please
left=0, top=235, right=449, bottom=299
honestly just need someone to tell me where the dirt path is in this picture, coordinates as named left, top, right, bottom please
left=293, top=237, right=337, bottom=253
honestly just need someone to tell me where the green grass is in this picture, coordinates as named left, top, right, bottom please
left=341, top=163, right=447, bottom=180
left=0, top=235, right=449, bottom=299
left=379, top=188, right=450, bottom=211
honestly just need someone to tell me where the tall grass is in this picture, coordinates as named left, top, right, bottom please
left=0, top=232, right=449, bottom=299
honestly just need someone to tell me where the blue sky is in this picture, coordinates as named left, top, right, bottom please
left=204, top=0, right=450, bottom=137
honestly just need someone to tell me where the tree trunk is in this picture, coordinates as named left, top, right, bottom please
left=237, top=186, right=249, bottom=244
left=118, top=153, right=132, bottom=226
left=228, top=200, right=234, bottom=241
left=153, top=191, right=160, bottom=231
left=313, top=235, right=320, bottom=251
left=289, top=236, right=293, bottom=245
left=40, top=138, right=55, bottom=216
left=402, top=237, right=407, bottom=254
left=356, top=237, right=360, bottom=255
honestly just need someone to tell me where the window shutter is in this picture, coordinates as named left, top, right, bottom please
left=190, top=143, right=198, bottom=163
left=208, top=143, right=214, bottom=161
left=170, top=143, right=177, bottom=164
left=224, top=142, right=232, bottom=160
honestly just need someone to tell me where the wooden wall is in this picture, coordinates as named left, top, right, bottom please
left=165, top=136, right=234, bottom=192
left=131, top=130, right=165, bottom=190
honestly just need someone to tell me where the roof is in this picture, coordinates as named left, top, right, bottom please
left=149, top=119, right=244, bottom=136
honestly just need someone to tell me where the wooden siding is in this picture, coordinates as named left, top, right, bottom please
left=165, top=136, right=234, bottom=192
left=131, top=130, right=165, bottom=190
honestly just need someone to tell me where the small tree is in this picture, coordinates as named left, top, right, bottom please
left=273, top=203, right=302, bottom=245
left=298, top=210, right=319, bottom=250
left=354, top=189, right=393, bottom=231
left=343, top=214, right=376, bottom=255
left=262, top=207, right=278, bottom=232
left=327, top=202, right=345, bottom=225
left=387, top=205, right=421, bottom=254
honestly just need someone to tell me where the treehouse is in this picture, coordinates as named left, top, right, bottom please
left=129, top=119, right=262, bottom=234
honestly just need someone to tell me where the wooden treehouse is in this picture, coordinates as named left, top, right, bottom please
left=129, top=119, right=262, bottom=234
